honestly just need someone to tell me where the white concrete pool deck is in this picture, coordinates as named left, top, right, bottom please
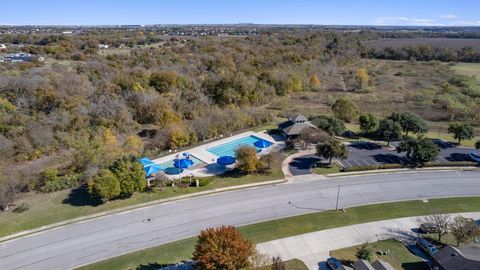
left=150, top=131, right=279, bottom=178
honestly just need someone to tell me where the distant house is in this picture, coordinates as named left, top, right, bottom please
left=0, top=44, right=6, bottom=52
left=431, top=245, right=480, bottom=270
left=277, top=114, right=317, bottom=141
left=352, top=260, right=394, bottom=270
left=1, top=53, right=42, bottom=63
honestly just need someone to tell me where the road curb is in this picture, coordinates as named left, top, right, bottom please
left=326, top=166, right=478, bottom=177
left=0, top=179, right=286, bottom=243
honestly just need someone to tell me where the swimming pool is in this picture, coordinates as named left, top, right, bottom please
left=157, top=155, right=204, bottom=173
left=207, top=135, right=272, bottom=158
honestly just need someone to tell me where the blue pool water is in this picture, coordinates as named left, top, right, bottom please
left=157, top=155, right=203, bottom=171
left=207, top=135, right=272, bottom=158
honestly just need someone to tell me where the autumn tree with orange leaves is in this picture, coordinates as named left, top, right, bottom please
left=193, top=226, right=255, bottom=270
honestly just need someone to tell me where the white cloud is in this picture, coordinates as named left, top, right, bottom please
left=375, top=17, right=444, bottom=26
left=440, top=14, right=458, bottom=19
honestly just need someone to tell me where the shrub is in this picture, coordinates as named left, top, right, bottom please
left=13, top=203, right=29, bottom=213
left=342, top=164, right=404, bottom=172
left=331, top=96, right=358, bottom=123
left=423, top=161, right=478, bottom=167
left=88, top=169, right=121, bottom=202
left=109, top=156, right=146, bottom=196
left=356, top=242, right=373, bottom=261
left=198, top=178, right=211, bottom=187
left=40, top=169, right=79, bottom=193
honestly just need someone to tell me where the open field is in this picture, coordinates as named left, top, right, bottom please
left=364, top=38, right=480, bottom=51
left=77, top=197, right=480, bottom=270
left=330, top=239, right=428, bottom=270
left=451, top=62, right=480, bottom=81
left=0, top=157, right=284, bottom=238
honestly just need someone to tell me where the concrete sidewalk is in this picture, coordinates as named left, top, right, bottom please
left=257, top=212, right=480, bottom=270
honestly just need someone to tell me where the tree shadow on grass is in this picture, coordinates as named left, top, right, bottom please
left=136, top=263, right=169, bottom=270
left=62, top=185, right=102, bottom=207
left=218, top=168, right=248, bottom=178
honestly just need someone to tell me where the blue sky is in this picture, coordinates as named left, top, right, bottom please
left=2, top=0, right=480, bottom=26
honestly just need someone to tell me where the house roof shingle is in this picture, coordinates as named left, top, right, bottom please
left=432, top=245, right=480, bottom=270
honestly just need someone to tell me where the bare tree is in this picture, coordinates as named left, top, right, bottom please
left=451, top=216, right=480, bottom=247
left=271, top=256, right=286, bottom=270
left=418, top=211, right=451, bottom=242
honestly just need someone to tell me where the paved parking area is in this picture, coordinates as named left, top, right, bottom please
left=338, top=140, right=476, bottom=168
left=289, top=154, right=320, bottom=175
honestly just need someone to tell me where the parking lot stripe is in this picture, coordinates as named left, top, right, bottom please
left=438, top=157, right=448, bottom=162
left=360, top=159, right=370, bottom=166
left=344, top=160, right=353, bottom=167
left=352, top=160, right=363, bottom=166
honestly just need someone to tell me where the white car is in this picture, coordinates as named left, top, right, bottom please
left=470, top=152, right=480, bottom=163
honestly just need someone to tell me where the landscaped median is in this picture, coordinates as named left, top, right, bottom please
left=76, top=196, right=480, bottom=270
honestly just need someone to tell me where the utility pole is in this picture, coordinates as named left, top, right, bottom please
left=335, top=185, right=341, bottom=211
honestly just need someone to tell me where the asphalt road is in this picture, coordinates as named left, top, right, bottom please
left=1, top=171, right=480, bottom=270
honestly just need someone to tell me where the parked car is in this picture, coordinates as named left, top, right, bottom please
left=326, top=257, right=345, bottom=270
left=417, top=238, right=439, bottom=256
left=419, top=222, right=437, bottom=234
left=470, top=152, right=480, bottom=163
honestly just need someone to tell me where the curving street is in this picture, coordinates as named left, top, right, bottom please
left=1, top=170, right=480, bottom=270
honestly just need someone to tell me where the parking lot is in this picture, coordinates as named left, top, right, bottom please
left=288, top=154, right=320, bottom=175
left=338, top=140, right=475, bottom=169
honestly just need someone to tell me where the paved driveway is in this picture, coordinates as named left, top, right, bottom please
left=288, top=154, right=320, bottom=175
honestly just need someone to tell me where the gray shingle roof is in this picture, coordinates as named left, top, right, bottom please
left=432, top=245, right=480, bottom=270
left=371, top=260, right=394, bottom=270
left=278, top=120, right=316, bottom=136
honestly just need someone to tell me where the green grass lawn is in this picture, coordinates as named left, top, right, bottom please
left=312, top=163, right=342, bottom=175
left=77, top=197, right=480, bottom=270
left=330, top=239, right=428, bottom=270
left=451, top=63, right=480, bottom=82
left=0, top=159, right=285, bottom=238
left=284, top=259, right=309, bottom=270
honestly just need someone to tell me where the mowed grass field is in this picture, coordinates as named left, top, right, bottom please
left=451, top=63, right=480, bottom=82
left=78, top=197, right=480, bottom=270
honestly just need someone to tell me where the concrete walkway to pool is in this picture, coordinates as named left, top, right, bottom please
left=257, top=212, right=480, bottom=270
left=150, top=131, right=281, bottom=178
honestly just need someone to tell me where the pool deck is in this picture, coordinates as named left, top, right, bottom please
left=150, top=131, right=279, bottom=178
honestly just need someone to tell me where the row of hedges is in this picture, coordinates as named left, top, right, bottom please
left=341, top=161, right=478, bottom=173
left=423, top=161, right=478, bottom=167
left=342, top=163, right=404, bottom=172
